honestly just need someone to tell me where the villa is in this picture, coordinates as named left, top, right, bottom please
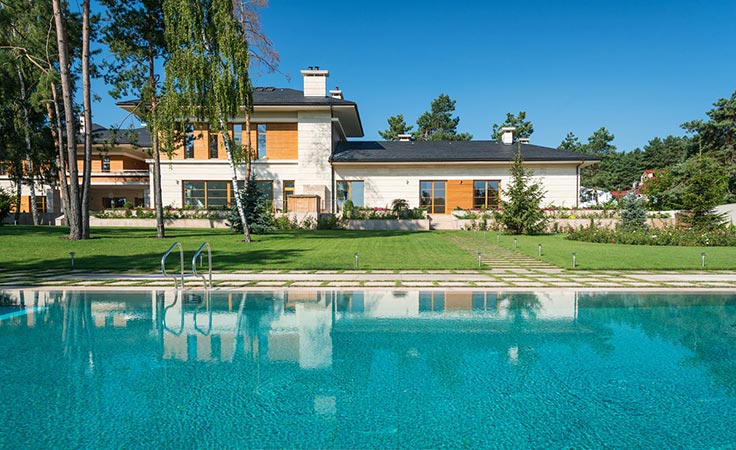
left=1, top=67, right=599, bottom=221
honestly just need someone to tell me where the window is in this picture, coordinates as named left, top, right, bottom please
left=419, top=292, right=445, bottom=312
left=182, top=180, right=272, bottom=209
left=1, top=164, right=7, bottom=175
left=283, top=180, right=295, bottom=211
left=102, top=156, right=110, bottom=172
left=473, top=180, right=500, bottom=209
left=103, top=197, right=127, bottom=209
left=184, top=123, right=194, bottom=158
left=420, top=181, right=446, bottom=214
left=209, top=133, right=219, bottom=159
left=336, top=180, right=364, bottom=210
left=257, top=124, right=267, bottom=159
left=233, top=124, right=243, bottom=148
left=35, top=196, right=46, bottom=213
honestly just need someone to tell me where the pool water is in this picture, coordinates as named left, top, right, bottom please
left=1, top=289, right=735, bottom=448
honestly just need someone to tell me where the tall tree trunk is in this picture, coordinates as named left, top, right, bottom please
left=80, top=0, right=92, bottom=239
left=48, top=84, right=71, bottom=218
left=218, top=109, right=250, bottom=242
left=149, top=45, right=165, bottom=238
left=244, top=111, right=252, bottom=181
left=16, top=64, right=39, bottom=225
left=52, top=0, right=80, bottom=240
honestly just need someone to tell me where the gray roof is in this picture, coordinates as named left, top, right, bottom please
left=332, top=140, right=600, bottom=163
left=90, top=124, right=152, bottom=148
left=116, top=86, right=364, bottom=137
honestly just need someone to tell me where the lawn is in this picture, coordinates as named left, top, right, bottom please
left=468, top=232, right=736, bottom=270
left=2, top=226, right=734, bottom=272
left=0, top=226, right=477, bottom=272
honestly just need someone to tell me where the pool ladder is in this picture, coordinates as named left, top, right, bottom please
left=161, top=242, right=212, bottom=289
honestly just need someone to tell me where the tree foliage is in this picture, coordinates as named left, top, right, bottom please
left=678, top=155, right=727, bottom=230
left=162, top=0, right=258, bottom=242
left=378, top=114, right=413, bottom=140
left=495, top=153, right=548, bottom=235
left=620, top=192, right=648, bottom=231
left=558, top=132, right=583, bottom=153
left=227, top=178, right=273, bottom=234
left=491, top=111, right=533, bottom=141
left=413, top=94, right=472, bottom=141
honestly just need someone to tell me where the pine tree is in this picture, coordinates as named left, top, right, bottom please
left=558, top=132, right=583, bottom=152
left=491, top=111, right=533, bottom=141
left=620, top=192, right=648, bottom=231
left=414, top=94, right=472, bottom=141
left=496, top=150, right=548, bottom=235
left=378, top=114, right=413, bottom=140
left=679, top=154, right=727, bottom=230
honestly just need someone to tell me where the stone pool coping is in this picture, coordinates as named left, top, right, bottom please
left=2, top=269, right=736, bottom=291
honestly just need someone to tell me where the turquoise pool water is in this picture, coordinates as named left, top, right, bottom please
left=1, top=289, right=735, bottom=448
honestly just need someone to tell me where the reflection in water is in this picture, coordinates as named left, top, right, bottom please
left=1, top=289, right=736, bottom=448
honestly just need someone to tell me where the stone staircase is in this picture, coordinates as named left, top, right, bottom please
left=428, top=215, right=462, bottom=230
left=478, top=245, right=560, bottom=271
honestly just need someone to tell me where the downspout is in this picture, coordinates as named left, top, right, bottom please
left=575, top=162, right=581, bottom=208
left=330, top=105, right=335, bottom=214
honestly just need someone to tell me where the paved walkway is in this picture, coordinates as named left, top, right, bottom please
left=2, top=266, right=736, bottom=290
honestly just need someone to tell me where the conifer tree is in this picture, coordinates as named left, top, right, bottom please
left=496, top=148, right=548, bottom=235
left=378, top=114, right=413, bottom=140
left=414, top=94, right=472, bottom=141
left=491, top=111, right=533, bottom=141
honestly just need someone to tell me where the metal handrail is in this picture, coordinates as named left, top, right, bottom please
left=161, top=242, right=184, bottom=289
left=192, top=242, right=212, bottom=289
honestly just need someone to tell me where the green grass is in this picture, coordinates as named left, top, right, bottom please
left=0, top=226, right=477, bottom=272
left=3, top=226, right=734, bottom=272
left=485, top=232, right=736, bottom=270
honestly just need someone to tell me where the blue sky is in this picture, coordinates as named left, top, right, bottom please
left=90, top=0, right=736, bottom=152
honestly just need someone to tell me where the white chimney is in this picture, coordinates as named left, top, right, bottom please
left=500, top=126, right=516, bottom=145
left=518, top=137, right=530, bottom=144
left=397, top=134, right=412, bottom=142
left=301, top=66, right=329, bottom=97
left=329, top=86, right=343, bottom=99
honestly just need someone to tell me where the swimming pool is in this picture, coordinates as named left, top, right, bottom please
left=1, top=289, right=735, bottom=448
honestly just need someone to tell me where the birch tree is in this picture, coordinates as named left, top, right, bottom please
left=162, top=0, right=258, bottom=242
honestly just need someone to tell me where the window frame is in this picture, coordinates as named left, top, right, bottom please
left=336, top=180, right=365, bottom=211
left=208, top=133, right=219, bottom=159
left=101, top=155, right=111, bottom=173
left=282, top=180, right=295, bottom=212
left=419, top=180, right=446, bottom=214
left=473, top=180, right=501, bottom=209
left=257, top=124, right=267, bottom=159
left=184, top=123, right=195, bottom=159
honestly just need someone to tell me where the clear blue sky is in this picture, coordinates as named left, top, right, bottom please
left=90, top=0, right=736, bottom=152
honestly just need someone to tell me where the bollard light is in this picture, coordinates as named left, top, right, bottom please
left=572, top=252, right=577, bottom=268
left=701, top=252, right=706, bottom=268
left=354, top=252, right=359, bottom=269
left=513, top=238, right=517, bottom=250
left=538, top=244, right=543, bottom=257
left=496, top=234, right=500, bottom=244
left=477, top=252, right=482, bottom=268
left=69, top=251, right=76, bottom=269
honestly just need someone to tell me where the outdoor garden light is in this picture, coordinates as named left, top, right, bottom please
left=354, top=252, right=359, bottom=269
left=477, top=252, right=482, bottom=268
left=496, top=234, right=500, bottom=244
left=572, top=252, right=577, bottom=268
left=514, top=238, right=517, bottom=250
left=538, top=244, right=543, bottom=257
left=69, top=252, right=76, bottom=269
left=701, top=252, right=706, bottom=268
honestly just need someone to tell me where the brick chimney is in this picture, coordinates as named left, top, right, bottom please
left=301, top=66, right=329, bottom=97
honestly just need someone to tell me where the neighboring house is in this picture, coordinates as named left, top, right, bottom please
left=118, top=67, right=598, bottom=214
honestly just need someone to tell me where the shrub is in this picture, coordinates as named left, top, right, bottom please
left=0, top=188, right=12, bottom=223
left=227, top=179, right=274, bottom=234
left=495, top=154, right=548, bottom=235
left=620, top=193, right=648, bottom=231
left=317, top=214, right=342, bottom=230
left=567, top=224, right=736, bottom=247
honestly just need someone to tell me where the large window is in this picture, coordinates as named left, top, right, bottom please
left=283, top=180, right=295, bottom=211
left=101, top=156, right=110, bottom=173
left=257, top=124, right=267, bottom=159
left=183, top=180, right=272, bottom=209
left=209, top=133, right=219, bottom=159
left=473, top=180, right=500, bottom=209
left=184, top=123, right=195, bottom=158
left=420, top=180, right=446, bottom=214
left=336, top=180, right=364, bottom=210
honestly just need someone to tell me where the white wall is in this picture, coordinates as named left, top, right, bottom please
left=297, top=111, right=333, bottom=211
left=334, top=163, right=580, bottom=209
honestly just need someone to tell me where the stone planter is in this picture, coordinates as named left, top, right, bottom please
left=89, top=217, right=228, bottom=228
